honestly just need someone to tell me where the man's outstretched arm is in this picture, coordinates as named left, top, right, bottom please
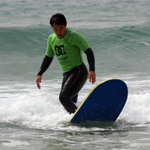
left=36, top=55, right=53, bottom=89
left=85, top=48, right=96, bottom=84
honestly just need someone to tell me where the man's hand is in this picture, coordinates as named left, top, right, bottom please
left=36, top=76, right=42, bottom=89
left=88, top=71, right=96, bottom=84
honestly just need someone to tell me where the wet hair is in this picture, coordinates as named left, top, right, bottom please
left=50, top=13, right=67, bottom=26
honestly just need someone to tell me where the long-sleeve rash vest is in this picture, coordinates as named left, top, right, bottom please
left=46, top=28, right=91, bottom=73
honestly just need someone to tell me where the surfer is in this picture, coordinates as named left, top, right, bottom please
left=36, top=13, right=96, bottom=114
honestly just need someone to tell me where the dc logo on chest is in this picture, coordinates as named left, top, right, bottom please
left=55, top=45, right=66, bottom=56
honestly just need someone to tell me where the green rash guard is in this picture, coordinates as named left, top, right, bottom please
left=45, top=28, right=90, bottom=73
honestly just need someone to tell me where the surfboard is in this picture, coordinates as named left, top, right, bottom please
left=68, top=78, right=128, bottom=124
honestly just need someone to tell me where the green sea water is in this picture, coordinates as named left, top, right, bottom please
left=0, top=0, right=150, bottom=149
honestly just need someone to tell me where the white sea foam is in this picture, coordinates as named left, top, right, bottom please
left=2, top=140, right=30, bottom=147
left=0, top=76, right=150, bottom=131
left=0, top=82, right=71, bottom=129
left=141, top=42, right=150, bottom=46
left=119, top=93, right=150, bottom=124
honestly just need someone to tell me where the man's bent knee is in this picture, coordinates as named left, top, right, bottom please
left=59, top=93, right=77, bottom=114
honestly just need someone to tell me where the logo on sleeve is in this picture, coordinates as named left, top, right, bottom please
left=55, top=45, right=66, bottom=56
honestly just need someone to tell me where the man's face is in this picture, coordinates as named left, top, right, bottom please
left=52, top=23, right=67, bottom=38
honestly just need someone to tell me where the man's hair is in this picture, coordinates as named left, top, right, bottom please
left=50, top=13, right=67, bottom=26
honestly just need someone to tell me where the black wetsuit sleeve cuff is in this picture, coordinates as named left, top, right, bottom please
left=37, top=55, right=53, bottom=76
left=85, top=48, right=95, bottom=72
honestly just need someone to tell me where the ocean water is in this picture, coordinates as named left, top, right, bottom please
left=0, top=0, right=150, bottom=149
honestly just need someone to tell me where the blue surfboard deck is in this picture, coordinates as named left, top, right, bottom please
left=68, top=78, right=128, bottom=124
